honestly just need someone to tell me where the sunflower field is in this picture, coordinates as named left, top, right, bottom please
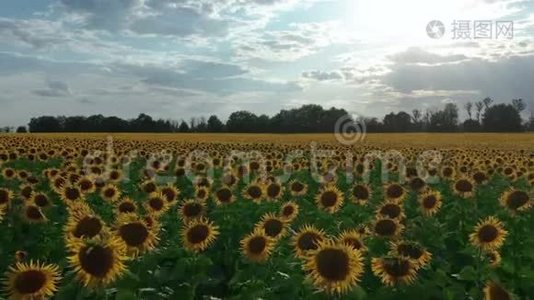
left=0, top=134, right=533, bottom=300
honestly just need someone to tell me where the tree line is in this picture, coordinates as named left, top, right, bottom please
left=12, top=97, right=534, bottom=133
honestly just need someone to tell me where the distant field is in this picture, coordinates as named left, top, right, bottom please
left=11, top=132, right=534, bottom=149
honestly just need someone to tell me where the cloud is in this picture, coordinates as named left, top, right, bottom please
left=57, top=0, right=294, bottom=37
left=129, top=5, right=229, bottom=37
left=380, top=53, right=534, bottom=102
left=180, top=59, right=247, bottom=78
left=301, top=70, right=343, bottom=81
left=0, top=18, right=68, bottom=49
left=33, top=80, right=72, bottom=97
left=59, top=0, right=143, bottom=31
left=235, top=21, right=345, bottom=62
left=124, top=63, right=300, bottom=95
left=388, top=47, right=469, bottom=65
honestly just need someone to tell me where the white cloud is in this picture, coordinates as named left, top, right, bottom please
left=33, top=80, right=72, bottom=97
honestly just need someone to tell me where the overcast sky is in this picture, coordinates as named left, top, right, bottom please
left=1, top=0, right=533, bottom=126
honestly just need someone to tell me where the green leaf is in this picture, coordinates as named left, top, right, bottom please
left=458, top=266, right=477, bottom=281
left=115, top=290, right=137, bottom=300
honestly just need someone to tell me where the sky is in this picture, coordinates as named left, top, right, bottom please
left=0, top=0, right=533, bottom=127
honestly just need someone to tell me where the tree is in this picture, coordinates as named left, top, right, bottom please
left=511, top=98, right=526, bottom=113
left=428, top=103, right=459, bottom=132
left=411, top=109, right=421, bottom=123
left=189, top=117, right=197, bottom=131
left=178, top=121, right=190, bottom=132
left=475, top=101, right=484, bottom=122
left=464, top=102, right=473, bottom=120
left=482, top=97, right=493, bottom=110
left=383, top=111, right=413, bottom=132
left=527, top=113, right=534, bottom=131
left=226, top=111, right=259, bottom=133
left=207, top=115, right=224, bottom=132
left=64, top=116, right=87, bottom=132
left=196, top=117, right=208, bottom=132
left=16, top=126, right=27, bottom=133
left=364, top=117, right=382, bottom=132
left=29, top=116, right=63, bottom=132
left=462, top=119, right=480, bottom=132
left=256, top=115, right=270, bottom=133
left=482, top=104, right=523, bottom=132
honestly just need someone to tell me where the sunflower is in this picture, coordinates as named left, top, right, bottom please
left=15, top=251, right=27, bottom=262
left=304, top=240, right=364, bottom=294
left=50, top=176, right=67, bottom=194
left=100, top=184, right=121, bottom=203
left=140, top=180, right=157, bottom=194
left=351, top=184, right=371, bottom=205
left=289, top=179, right=308, bottom=197
left=67, top=236, right=127, bottom=287
left=265, top=181, right=283, bottom=201
left=372, top=218, right=403, bottom=238
left=441, top=166, right=456, bottom=180
left=106, top=169, right=122, bottom=183
left=453, top=178, right=476, bottom=198
left=240, top=228, right=275, bottom=263
left=60, top=185, right=84, bottom=204
left=408, top=177, right=427, bottom=193
left=336, top=229, right=367, bottom=253
left=3, top=260, right=61, bottom=300
left=255, top=212, right=287, bottom=240
left=472, top=170, right=489, bottom=185
left=376, top=201, right=405, bottom=220
left=19, top=184, right=33, bottom=201
left=159, top=184, right=179, bottom=204
left=0, top=188, right=13, bottom=208
left=142, top=214, right=160, bottom=232
left=115, top=198, right=137, bottom=215
left=179, top=199, right=205, bottom=223
left=30, top=192, right=51, bottom=209
left=114, top=213, right=159, bottom=257
left=22, top=205, right=47, bottom=224
left=483, top=281, right=513, bottom=300
left=419, top=190, right=443, bottom=217
left=316, top=186, right=344, bottom=214
left=485, top=250, right=502, bottom=268
left=371, top=256, right=418, bottom=286
left=384, top=183, right=407, bottom=203
left=0, top=206, right=6, bottom=222
left=279, top=201, right=299, bottom=222
left=469, top=216, right=508, bottom=251
left=64, top=212, right=107, bottom=241
left=214, top=186, right=234, bottom=205
left=144, top=192, right=170, bottom=216
left=67, top=201, right=94, bottom=219
left=181, top=217, right=219, bottom=252
left=194, top=186, right=210, bottom=202
left=221, top=171, right=238, bottom=187
left=499, top=189, right=532, bottom=214
left=389, top=241, right=431, bottom=268
left=17, top=171, right=29, bottom=181
left=292, top=224, right=327, bottom=258
left=2, top=168, right=16, bottom=179
left=242, top=183, right=264, bottom=203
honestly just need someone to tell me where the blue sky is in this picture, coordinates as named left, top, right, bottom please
left=0, top=0, right=533, bottom=126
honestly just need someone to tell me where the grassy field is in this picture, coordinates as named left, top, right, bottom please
left=0, top=133, right=532, bottom=299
